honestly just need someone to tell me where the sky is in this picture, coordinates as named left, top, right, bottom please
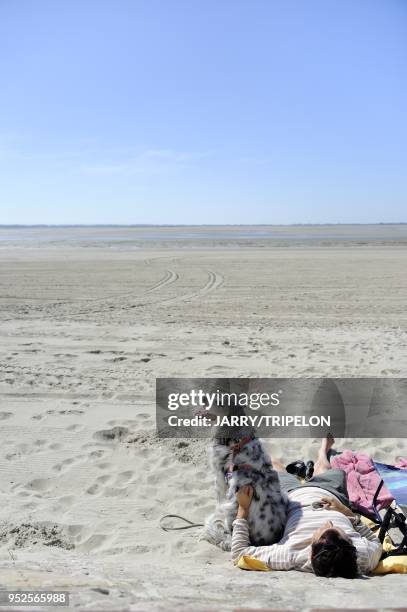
left=0, top=0, right=406, bottom=225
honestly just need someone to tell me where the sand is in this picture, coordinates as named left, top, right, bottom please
left=1, top=231, right=407, bottom=610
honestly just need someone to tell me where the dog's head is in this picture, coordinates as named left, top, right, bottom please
left=231, top=437, right=266, bottom=468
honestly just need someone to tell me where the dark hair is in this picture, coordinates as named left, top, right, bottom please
left=311, top=529, right=358, bottom=578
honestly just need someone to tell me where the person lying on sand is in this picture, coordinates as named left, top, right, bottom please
left=232, top=434, right=382, bottom=577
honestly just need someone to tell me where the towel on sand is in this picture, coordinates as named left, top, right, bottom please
left=331, top=450, right=393, bottom=513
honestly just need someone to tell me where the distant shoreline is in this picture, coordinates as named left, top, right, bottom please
left=2, top=224, right=407, bottom=245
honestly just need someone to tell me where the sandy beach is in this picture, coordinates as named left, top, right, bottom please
left=1, top=228, right=407, bottom=610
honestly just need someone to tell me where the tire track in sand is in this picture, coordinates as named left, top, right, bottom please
left=35, top=264, right=180, bottom=319
left=72, top=268, right=179, bottom=316
left=145, top=270, right=179, bottom=293
left=157, top=270, right=224, bottom=305
left=1, top=255, right=185, bottom=322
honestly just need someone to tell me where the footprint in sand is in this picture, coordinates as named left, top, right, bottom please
left=86, top=470, right=133, bottom=497
left=49, top=442, right=62, bottom=451
left=86, top=483, right=101, bottom=495
left=66, top=423, right=84, bottom=432
left=107, top=418, right=138, bottom=427
left=96, top=474, right=113, bottom=485
left=107, top=419, right=120, bottom=426
left=7, top=440, right=55, bottom=459
left=24, top=478, right=53, bottom=493
left=77, top=533, right=108, bottom=552
left=88, top=449, right=105, bottom=460
left=57, top=495, right=76, bottom=507
left=102, top=487, right=129, bottom=498
left=115, top=471, right=134, bottom=486
left=5, top=453, right=18, bottom=461
left=138, top=413, right=152, bottom=422
left=53, top=455, right=85, bottom=473
left=87, top=471, right=112, bottom=492
left=95, top=461, right=112, bottom=470
left=86, top=479, right=123, bottom=497
left=93, top=426, right=129, bottom=442
left=46, top=409, right=85, bottom=416
left=34, top=439, right=47, bottom=447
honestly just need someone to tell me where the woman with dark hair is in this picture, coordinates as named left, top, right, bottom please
left=310, top=520, right=358, bottom=578
left=231, top=435, right=382, bottom=577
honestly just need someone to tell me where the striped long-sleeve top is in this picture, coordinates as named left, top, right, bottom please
left=231, top=486, right=382, bottom=574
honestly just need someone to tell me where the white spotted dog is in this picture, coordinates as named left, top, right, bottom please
left=200, top=429, right=288, bottom=552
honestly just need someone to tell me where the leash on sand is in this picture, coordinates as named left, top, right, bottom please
left=159, top=514, right=204, bottom=531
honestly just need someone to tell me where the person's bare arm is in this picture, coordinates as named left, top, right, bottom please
left=320, top=496, right=355, bottom=518
left=236, top=485, right=253, bottom=519
left=320, top=496, right=379, bottom=534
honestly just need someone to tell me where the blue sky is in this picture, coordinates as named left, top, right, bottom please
left=1, top=0, right=406, bottom=224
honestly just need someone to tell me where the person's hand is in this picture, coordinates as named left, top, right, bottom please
left=320, top=496, right=354, bottom=517
left=236, top=485, right=253, bottom=519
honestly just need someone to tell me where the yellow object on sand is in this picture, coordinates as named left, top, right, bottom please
left=237, top=555, right=271, bottom=571
left=361, top=516, right=407, bottom=575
